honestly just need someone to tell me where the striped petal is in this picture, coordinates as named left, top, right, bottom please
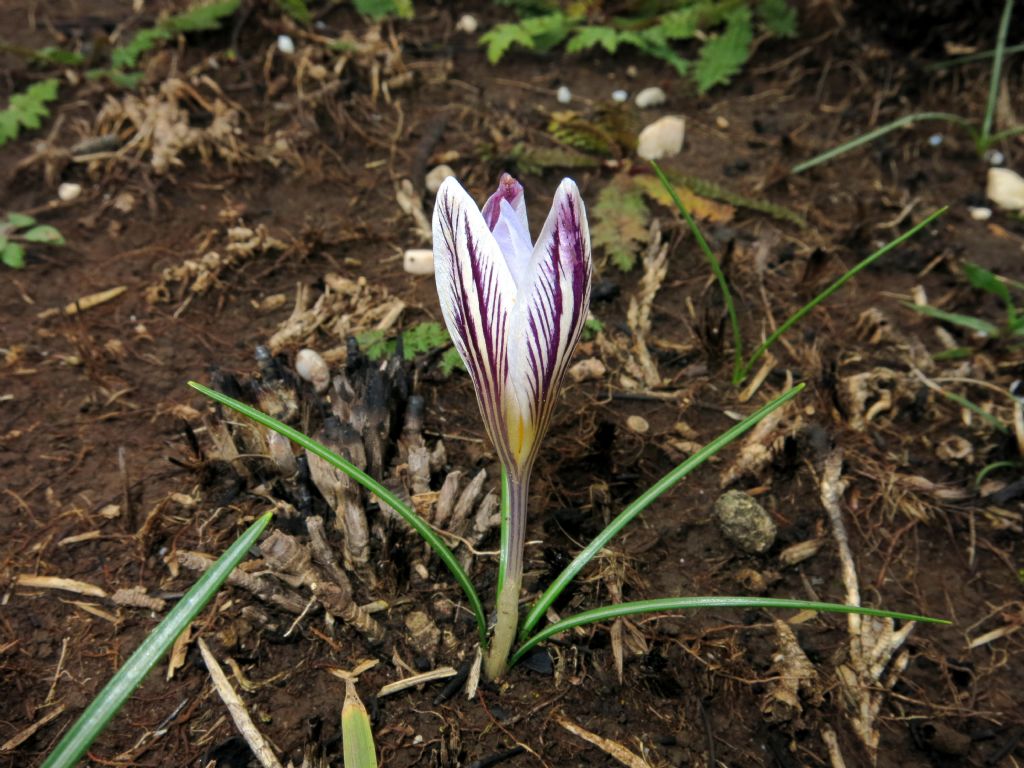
left=505, top=178, right=592, bottom=471
left=432, top=176, right=518, bottom=468
left=481, top=174, right=533, bottom=288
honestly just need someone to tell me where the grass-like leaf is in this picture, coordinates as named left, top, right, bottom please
left=342, top=680, right=378, bottom=768
left=651, top=161, right=743, bottom=381
left=519, top=384, right=805, bottom=640
left=902, top=302, right=1001, bottom=338
left=981, top=0, right=1015, bottom=144
left=40, top=511, right=273, bottom=768
left=736, top=207, right=947, bottom=383
left=791, top=112, right=973, bottom=174
left=188, top=381, right=488, bottom=646
left=512, top=596, right=950, bottom=665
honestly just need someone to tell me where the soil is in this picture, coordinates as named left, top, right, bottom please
left=2, top=2, right=1023, bottom=767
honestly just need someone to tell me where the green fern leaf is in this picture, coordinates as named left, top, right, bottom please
left=481, top=22, right=537, bottom=63
left=273, top=0, right=311, bottom=24
left=694, top=7, right=752, bottom=93
left=353, top=0, right=414, bottom=20
left=112, top=0, right=240, bottom=70
left=0, top=78, right=59, bottom=147
left=756, top=0, right=798, bottom=38
left=566, top=25, right=619, bottom=54
left=591, top=173, right=650, bottom=272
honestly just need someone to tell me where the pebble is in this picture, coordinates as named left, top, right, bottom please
left=713, top=490, right=777, bottom=555
left=276, top=34, right=295, bottom=55
left=403, top=248, right=435, bottom=276
left=968, top=205, right=993, bottom=221
left=556, top=85, right=572, bottom=104
left=611, top=89, right=628, bottom=103
left=636, top=115, right=686, bottom=161
left=626, top=415, right=649, bottom=434
left=455, top=14, right=479, bottom=34
left=295, top=348, right=330, bottom=393
left=634, top=86, right=666, bottom=109
left=58, top=182, right=82, bottom=202
left=986, top=167, right=1024, bottom=210
left=928, top=133, right=943, bottom=147
left=986, top=148, right=1006, bottom=166
left=715, top=115, right=729, bottom=130
left=425, top=164, right=455, bottom=194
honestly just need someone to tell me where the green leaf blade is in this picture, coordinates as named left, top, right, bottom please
left=694, top=7, right=753, bottom=93
left=22, top=224, right=65, bottom=245
left=40, top=511, right=274, bottom=768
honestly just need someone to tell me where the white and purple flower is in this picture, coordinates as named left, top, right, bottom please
left=432, top=173, right=591, bottom=674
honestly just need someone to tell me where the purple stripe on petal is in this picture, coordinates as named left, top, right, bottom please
left=432, top=177, right=519, bottom=470
left=506, top=178, right=592, bottom=471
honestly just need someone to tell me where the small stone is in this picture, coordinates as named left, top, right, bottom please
left=556, top=85, right=572, bottom=104
left=425, top=164, right=455, bottom=194
left=455, top=14, right=479, bottom=34
left=276, top=34, right=295, bottom=55
left=928, top=133, right=943, bottom=147
left=713, top=490, right=777, bottom=555
left=634, top=86, right=666, bottom=109
left=625, top=65, right=638, bottom=78
left=968, top=205, right=993, bottom=221
left=57, top=182, right=82, bottom=202
left=986, top=167, right=1024, bottom=210
left=611, top=89, right=628, bottom=103
left=986, top=148, right=1006, bottom=166
left=626, top=415, right=649, bottom=434
left=403, top=248, right=435, bottom=276
left=568, top=357, right=606, bottom=383
left=715, top=116, right=729, bottom=130
left=295, top=348, right=330, bottom=393
left=637, top=115, right=685, bottom=161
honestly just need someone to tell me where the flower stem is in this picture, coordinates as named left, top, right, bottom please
left=486, top=470, right=528, bottom=679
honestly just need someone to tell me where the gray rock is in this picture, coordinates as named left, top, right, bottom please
left=713, top=490, right=777, bottom=554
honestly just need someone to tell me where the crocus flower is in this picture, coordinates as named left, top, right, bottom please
left=433, top=173, right=591, bottom=674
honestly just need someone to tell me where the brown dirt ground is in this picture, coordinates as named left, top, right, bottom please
left=2, top=2, right=1023, bottom=767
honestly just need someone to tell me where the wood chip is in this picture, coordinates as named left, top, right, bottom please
left=556, top=714, right=652, bottom=768
left=377, top=666, right=458, bottom=698
left=198, top=637, right=284, bottom=768
left=16, top=574, right=107, bottom=598
left=37, top=285, right=127, bottom=319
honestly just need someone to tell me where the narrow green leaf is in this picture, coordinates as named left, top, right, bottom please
left=188, top=381, right=489, bottom=647
left=7, top=212, right=36, bottom=228
left=40, top=511, right=273, bottom=768
left=512, top=596, right=950, bottom=666
left=22, top=224, right=65, bottom=245
left=651, top=161, right=743, bottom=383
left=737, top=208, right=948, bottom=383
left=902, top=301, right=1000, bottom=337
left=342, top=681, right=378, bottom=768
left=519, top=384, right=805, bottom=640
left=791, top=112, right=974, bottom=174
left=2, top=242, right=26, bottom=268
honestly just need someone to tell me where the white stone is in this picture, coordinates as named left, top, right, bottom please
left=636, top=115, right=685, bottom=161
left=626, top=415, right=649, bottom=434
left=556, top=85, right=572, bottom=104
left=58, top=182, right=82, bottom=202
left=276, top=34, right=295, bottom=55
left=295, top=348, right=330, bottom=393
left=425, top=164, right=455, bottom=194
left=455, top=14, right=478, bottom=34
left=969, top=205, right=993, bottom=221
left=403, top=248, right=435, bottom=276
left=634, top=86, right=666, bottom=109
left=611, top=89, right=628, bottom=103
left=986, top=167, right=1024, bottom=210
